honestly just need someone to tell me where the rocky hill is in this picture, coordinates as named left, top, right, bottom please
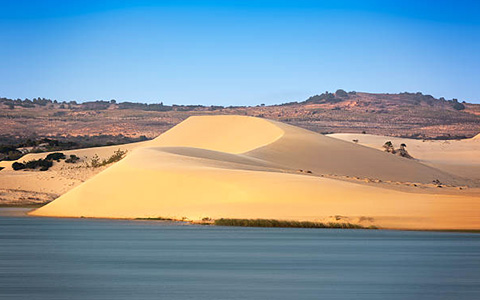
left=1, top=90, right=479, bottom=146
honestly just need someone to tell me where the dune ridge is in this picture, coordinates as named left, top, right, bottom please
left=30, top=115, right=480, bottom=230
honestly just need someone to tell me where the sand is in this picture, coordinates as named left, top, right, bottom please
left=0, top=142, right=147, bottom=206
left=23, top=115, right=480, bottom=230
left=327, top=133, right=480, bottom=181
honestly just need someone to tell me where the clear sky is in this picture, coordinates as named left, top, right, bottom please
left=1, top=0, right=479, bottom=105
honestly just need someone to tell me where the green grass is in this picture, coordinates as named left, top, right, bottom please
left=214, top=218, right=378, bottom=229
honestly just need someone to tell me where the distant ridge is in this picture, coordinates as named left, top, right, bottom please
left=1, top=91, right=479, bottom=141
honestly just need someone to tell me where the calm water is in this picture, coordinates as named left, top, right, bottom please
left=1, top=208, right=479, bottom=300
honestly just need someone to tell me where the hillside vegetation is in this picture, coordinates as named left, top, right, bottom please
left=1, top=91, right=479, bottom=150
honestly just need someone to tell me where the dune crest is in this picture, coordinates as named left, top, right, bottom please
left=30, top=115, right=480, bottom=230
left=149, top=115, right=284, bottom=154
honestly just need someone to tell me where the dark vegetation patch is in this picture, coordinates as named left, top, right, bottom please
left=399, top=133, right=470, bottom=140
left=0, top=97, right=225, bottom=112
left=12, top=152, right=72, bottom=171
left=0, top=135, right=148, bottom=162
left=12, top=159, right=53, bottom=171
left=65, top=154, right=80, bottom=163
left=45, top=152, right=66, bottom=161
left=214, top=218, right=378, bottom=229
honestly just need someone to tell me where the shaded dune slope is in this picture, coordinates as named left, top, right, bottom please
left=31, top=115, right=480, bottom=230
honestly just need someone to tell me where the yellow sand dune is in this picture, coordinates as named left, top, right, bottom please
left=31, top=116, right=480, bottom=230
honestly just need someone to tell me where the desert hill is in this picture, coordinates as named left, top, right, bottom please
left=30, top=115, right=480, bottom=230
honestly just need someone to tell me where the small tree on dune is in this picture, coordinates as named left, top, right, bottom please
left=383, top=141, right=395, bottom=154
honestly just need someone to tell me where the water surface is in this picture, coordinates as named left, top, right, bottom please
left=1, top=208, right=479, bottom=299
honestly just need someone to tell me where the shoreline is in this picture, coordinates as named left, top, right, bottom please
left=4, top=208, right=479, bottom=233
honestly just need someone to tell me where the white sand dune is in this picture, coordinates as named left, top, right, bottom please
left=30, top=115, right=480, bottom=230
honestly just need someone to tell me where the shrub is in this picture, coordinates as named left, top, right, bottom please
left=39, top=160, right=53, bottom=171
left=45, top=152, right=66, bottom=161
left=12, top=162, right=25, bottom=170
left=88, top=149, right=127, bottom=168
left=102, top=149, right=126, bottom=165
left=65, top=154, right=80, bottom=163
left=89, top=154, right=101, bottom=168
left=24, top=159, right=53, bottom=171
left=335, top=89, right=349, bottom=98
left=383, top=142, right=413, bottom=159
left=383, top=141, right=395, bottom=153
left=1, top=150, right=23, bottom=161
left=453, top=102, right=465, bottom=110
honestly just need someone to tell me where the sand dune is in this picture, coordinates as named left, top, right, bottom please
left=30, top=115, right=480, bottom=230
left=328, top=133, right=480, bottom=181
left=0, top=142, right=147, bottom=205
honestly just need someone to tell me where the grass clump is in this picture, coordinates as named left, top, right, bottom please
left=88, top=149, right=127, bottom=168
left=214, top=218, right=377, bottom=229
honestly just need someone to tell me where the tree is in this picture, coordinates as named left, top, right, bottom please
left=335, top=89, right=348, bottom=98
left=453, top=102, right=465, bottom=110
left=383, top=141, right=395, bottom=154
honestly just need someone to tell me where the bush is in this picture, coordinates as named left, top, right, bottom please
left=13, top=159, right=53, bottom=171
left=88, top=149, right=127, bottom=168
left=102, top=149, right=126, bottom=165
left=335, top=89, right=349, bottom=98
left=453, top=102, right=465, bottom=110
left=12, top=162, right=25, bottom=170
left=45, top=152, right=66, bottom=161
left=89, top=154, right=101, bottom=168
left=383, top=141, right=395, bottom=153
left=65, top=154, right=80, bottom=163
left=39, top=160, right=53, bottom=171
left=383, top=142, right=413, bottom=159
left=1, top=150, right=23, bottom=161
left=24, top=159, right=53, bottom=171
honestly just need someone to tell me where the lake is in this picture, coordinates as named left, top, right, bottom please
left=1, top=208, right=479, bottom=300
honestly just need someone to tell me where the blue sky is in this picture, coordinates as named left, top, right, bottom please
left=1, top=0, right=479, bottom=105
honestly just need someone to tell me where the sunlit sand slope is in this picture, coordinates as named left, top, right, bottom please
left=31, top=116, right=480, bottom=230
left=328, top=133, right=480, bottom=181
